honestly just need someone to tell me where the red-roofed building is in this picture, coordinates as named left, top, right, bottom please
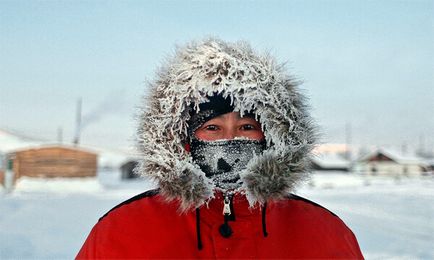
left=353, top=148, right=428, bottom=176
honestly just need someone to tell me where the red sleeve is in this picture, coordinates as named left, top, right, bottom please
left=76, top=224, right=99, bottom=259
left=345, top=228, right=364, bottom=259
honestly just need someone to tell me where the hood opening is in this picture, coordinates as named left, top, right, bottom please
left=136, top=38, right=317, bottom=212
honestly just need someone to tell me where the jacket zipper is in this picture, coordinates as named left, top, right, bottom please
left=223, top=194, right=231, bottom=215
left=219, top=194, right=233, bottom=237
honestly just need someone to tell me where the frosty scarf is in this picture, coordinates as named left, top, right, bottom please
left=190, top=138, right=266, bottom=191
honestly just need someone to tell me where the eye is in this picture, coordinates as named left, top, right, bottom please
left=204, top=125, right=219, bottom=131
left=240, top=124, right=256, bottom=131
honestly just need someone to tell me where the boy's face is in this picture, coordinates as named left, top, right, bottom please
left=194, top=112, right=264, bottom=141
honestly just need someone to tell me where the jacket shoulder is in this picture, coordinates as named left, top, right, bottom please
left=286, top=193, right=338, bottom=216
left=77, top=189, right=164, bottom=259
left=276, top=194, right=363, bottom=258
left=99, top=188, right=160, bottom=221
left=281, top=193, right=349, bottom=230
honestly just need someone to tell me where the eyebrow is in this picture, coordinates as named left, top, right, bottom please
left=238, top=117, right=258, bottom=123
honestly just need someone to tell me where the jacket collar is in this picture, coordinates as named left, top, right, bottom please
left=199, top=191, right=262, bottom=223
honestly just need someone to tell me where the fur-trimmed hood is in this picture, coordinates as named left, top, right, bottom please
left=136, top=38, right=316, bottom=211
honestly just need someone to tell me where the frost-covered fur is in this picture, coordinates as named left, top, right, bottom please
left=136, top=38, right=316, bottom=212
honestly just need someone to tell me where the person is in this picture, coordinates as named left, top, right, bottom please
left=77, top=38, right=363, bottom=259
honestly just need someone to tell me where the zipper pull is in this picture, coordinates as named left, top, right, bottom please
left=223, top=195, right=231, bottom=215
left=220, top=194, right=233, bottom=238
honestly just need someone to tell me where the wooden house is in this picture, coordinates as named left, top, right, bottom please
left=6, top=145, right=98, bottom=183
left=1, top=129, right=43, bottom=186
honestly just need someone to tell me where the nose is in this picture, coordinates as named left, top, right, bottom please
left=221, top=129, right=236, bottom=140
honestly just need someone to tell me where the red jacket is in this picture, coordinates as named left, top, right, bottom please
left=77, top=189, right=363, bottom=259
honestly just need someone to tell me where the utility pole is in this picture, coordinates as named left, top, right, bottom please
left=416, top=134, right=427, bottom=157
left=73, top=98, right=82, bottom=146
left=401, top=142, right=408, bottom=155
left=57, top=126, right=63, bottom=144
left=345, top=122, right=352, bottom=160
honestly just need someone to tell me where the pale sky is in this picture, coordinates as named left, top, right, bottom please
left=1, top=0, right=433, bottom=153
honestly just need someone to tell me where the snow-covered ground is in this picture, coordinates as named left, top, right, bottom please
left=0, top=171, right=433, bottom=259
left=298, top=173, right=434, bottom=259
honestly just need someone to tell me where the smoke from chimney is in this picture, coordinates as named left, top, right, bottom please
left=72, top=89, right=127, bottom=145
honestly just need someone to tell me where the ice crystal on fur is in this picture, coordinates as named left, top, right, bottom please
left=136, top=38, right=316, bottom=211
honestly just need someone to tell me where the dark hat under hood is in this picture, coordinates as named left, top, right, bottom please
left=136, top=38, right=316, bottom=212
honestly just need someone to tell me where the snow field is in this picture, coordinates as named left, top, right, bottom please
left=0, top=172, right=433, bottom=259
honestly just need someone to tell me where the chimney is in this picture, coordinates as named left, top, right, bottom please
left=73, top=98, right=82, bottom=146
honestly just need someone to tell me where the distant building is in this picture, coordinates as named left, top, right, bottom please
left=0, top=154, right=4, bottom=187
left=97, top=149, right=140, bottom=180
left=311, top=153, right=350, bottom=172
left=423, top=159, right=434, bottom=175
left=120, top=160, right=140, bottom=179
left=6, top=145, right=98, bottom=184
left=353, top=148, right=428, bottom=176
left=314, top=143, right=351, bottom=156
left=0, top=129, right=44, bottom=186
